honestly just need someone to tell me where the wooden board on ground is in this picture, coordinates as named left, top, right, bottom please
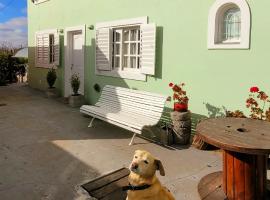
left=81, top=167, right=130, bottom=200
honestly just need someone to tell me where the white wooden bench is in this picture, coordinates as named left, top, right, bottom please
left=80, top=85, right=168, bottom=145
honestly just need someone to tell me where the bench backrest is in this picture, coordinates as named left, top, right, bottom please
left=97, top=85, right=168, bottom=121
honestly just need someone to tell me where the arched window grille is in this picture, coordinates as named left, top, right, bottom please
left=223, top=8, right=241, bottom=42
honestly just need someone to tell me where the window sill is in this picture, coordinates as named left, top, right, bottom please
left=96, top=69, right=146, bottom=81
left=208, top=43, right=249, bottom=49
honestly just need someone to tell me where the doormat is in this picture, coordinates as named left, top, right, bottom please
left=0, top=103, right=7, bottom=107
left=81, top=167, right=130, bottom=200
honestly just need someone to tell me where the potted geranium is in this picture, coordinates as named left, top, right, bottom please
left=169, top=82, right=189, bottom=112
left=68, top=73, right=84, bottom=107
left=46, top=67, right=57, bottom=98
left=168, top=82, right=191, bottom=145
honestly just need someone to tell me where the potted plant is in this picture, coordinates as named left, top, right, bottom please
left=168, top=82, right=191, bottom=145
left=69, top=73, right=84, bottom=107
left=169, top=82, right=189, bottom=112
left=46, top=67, right=57, bottom=98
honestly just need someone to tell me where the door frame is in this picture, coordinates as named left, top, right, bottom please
left=64, top=25, right=86, bottom=97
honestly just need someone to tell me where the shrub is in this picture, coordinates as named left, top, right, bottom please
left=46, top=68, right=57, bottom=88
left=70, top=73, right=80, bottom=96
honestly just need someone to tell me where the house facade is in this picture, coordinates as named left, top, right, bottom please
left=28, top=0, right=270, bottom=117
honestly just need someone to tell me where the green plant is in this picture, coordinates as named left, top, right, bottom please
left=70, top=73, right=80, bottom=96
left=46, top=68, right=57, bottom=88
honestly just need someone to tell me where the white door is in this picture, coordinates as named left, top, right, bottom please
left=70, top=31, right=84, bottom=95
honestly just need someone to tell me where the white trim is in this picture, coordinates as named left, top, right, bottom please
left=208, top=0, right=251, bottom=49
left=64, top=25, right=86, bottom=97
left=33, top=0, right=50, bottom=5
left=96, top=16, right=148, bottom=29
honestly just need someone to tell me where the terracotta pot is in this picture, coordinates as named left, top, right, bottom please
left=174, top=102, right=188, bottom=112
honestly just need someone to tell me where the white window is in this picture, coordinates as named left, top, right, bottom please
left=35, top=29, right=60, bottom=68
left=95, top=17, right=156, bottom=81
left=208, top=0, right=250, bottom=49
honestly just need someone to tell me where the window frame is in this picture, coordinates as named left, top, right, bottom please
left=95, top=17, right=148, bottom=81
left=208, top=0, right=251, bottom=49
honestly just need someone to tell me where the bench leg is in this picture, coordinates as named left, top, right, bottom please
left=129, top=133, right=137, bottom=146
left=88, top=117, right=95, bottom=128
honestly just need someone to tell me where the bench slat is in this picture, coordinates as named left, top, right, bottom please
left=81, top=106, right=158, bottom=128
left=100, top=91, right=166, bottom=108
left=104, top=85, right=167, bottom=100
left=95, top=102, right=163, bottom=120
left=97, top=98, right=164, bottom=114
left=93, top=104, right=160, bottom=123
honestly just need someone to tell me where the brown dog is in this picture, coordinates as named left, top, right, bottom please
left=125, top=150, right=175, bottom=200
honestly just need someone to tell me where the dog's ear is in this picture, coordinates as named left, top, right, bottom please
left=155, top=159, right=165, bottom=176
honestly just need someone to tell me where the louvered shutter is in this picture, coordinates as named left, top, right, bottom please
left=140, top=23, right=156, bottom=75
left=53, top=32, right=60, bottom=66
left=42, top=33, right=50, bottom=67
left=36, top=34, right=44, bottom=66
left=96, top=28, right=112, bottom=71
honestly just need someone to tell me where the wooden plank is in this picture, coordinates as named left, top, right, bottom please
left=244, top=154, right=255, bottom=200
left=91, top=177, right=128, bottom=199
left=233, top=153, right=245, bottom=200
left=226, top=151, right=234, bottom=199
left=256, top=155, right=267, bottom=200
left=82, top=168, right=129, bottom=200
left=82, top=168, right=129, bottom=192
left=223, top=151, right=227, bottom=194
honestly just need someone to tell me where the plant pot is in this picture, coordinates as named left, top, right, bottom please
left=46, top=87, right=58, bottom=98
left=68, top=94, right=84, bottom=108
left=174, top=102, right=188, bottom=112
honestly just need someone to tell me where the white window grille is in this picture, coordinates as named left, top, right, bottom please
left=222, top=8, right=241, bottom=43
left=112, top=27, right=141, bottom=71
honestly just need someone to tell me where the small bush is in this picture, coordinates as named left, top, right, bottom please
left=46, top=68, right=57, bottom=88
left=70, top=73, right=80, bottom=96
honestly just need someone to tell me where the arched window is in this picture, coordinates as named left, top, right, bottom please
left=223, top=8, right=241, bottom=42
left=208, top=0, right=250, bottom=49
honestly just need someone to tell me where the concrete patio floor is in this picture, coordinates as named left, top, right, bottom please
left=0, top=84, right=267, bottom=200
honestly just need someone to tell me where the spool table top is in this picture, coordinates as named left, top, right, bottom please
left=196, top=117, right=270, bottom=155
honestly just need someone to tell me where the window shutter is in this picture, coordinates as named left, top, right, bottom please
left=36, top=34, right=44, bottom=66
left=140, top=23, right=156, bottom=75
left=96, top=28, right=112, bottom=71
left=54, top=32, right=60, bottom=66
left=42, top=33, right=50, bottom=67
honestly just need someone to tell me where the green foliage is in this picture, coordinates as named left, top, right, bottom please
left=46, top=68, right=57, bottom=88
left=70, top=73, right=80, bottom=95
left=0, top=52, right=27, bottom=86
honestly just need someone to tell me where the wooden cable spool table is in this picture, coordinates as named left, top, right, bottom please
left=196, top=118, right=270, bottom=200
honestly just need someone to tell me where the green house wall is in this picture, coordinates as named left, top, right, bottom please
left=27, top=0, right=270, bottom=117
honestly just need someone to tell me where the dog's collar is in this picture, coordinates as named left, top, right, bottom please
left=122, top=183, right=151, bottom=191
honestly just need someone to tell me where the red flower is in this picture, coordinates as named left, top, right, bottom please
left=250, top=86, right=259, bottom=93
left=169, top=83, right=174, bottom=87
